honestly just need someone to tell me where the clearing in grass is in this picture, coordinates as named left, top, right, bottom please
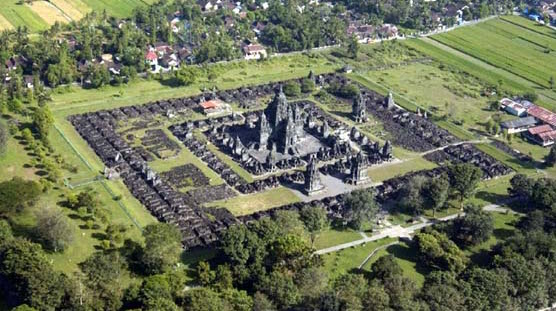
left=205, top=187, right=301, bottom=216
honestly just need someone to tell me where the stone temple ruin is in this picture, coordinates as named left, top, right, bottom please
left=68, top=72, right=513, bottom=250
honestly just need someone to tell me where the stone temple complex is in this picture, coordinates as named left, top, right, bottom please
left=257, top=86, right=305, bottom=154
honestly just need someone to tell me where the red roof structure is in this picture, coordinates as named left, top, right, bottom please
left=527, top=124, right=553, bottom=135
left=527, top=105, right=556, bottom=127
left=200, top=100, right=220, bottom=109
left=145, top=51, right=157, bottom=61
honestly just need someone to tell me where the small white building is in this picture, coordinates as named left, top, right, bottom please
left=243, top=44, right=267, bottom=60
left=500, top=98, right=528, bottom=117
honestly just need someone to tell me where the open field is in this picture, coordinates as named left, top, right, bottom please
left=433, top=19, right=556, bottom=89
left=79, top=0, right=147, bottom=18
left=322, top=237, right=397, bottom=279
left=367, top=157, right=437, bottom=182
left=27, top=1, right=70, bottom=25
left=363, top=62, right=493, bottom=132
left=0, top=1, right=49, bottom=32
left=205, top=187, right=301, bottom=216
left=50, top=0, right=85, bottom=20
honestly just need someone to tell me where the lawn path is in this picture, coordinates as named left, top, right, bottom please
left=357, top=241, right=399, bottom=269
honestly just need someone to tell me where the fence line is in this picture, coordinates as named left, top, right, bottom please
left=54, top=123, right=143, bottom=231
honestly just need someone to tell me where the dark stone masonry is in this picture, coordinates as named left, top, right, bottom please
left=69, top=73, right=512, bottom=249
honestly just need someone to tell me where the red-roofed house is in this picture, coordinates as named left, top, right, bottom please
left=199, top=99, right=232, bottom=116
left=524, top=124, right=556, bottom=146
left=145, top=51, right=158, bottom=67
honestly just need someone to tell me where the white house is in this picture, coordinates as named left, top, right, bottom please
left=243, top=44, right=267, bottom=60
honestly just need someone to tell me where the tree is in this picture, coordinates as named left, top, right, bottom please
left=363, top=281, right=390, bottom=311
left=346, top=35, right=359, bottom=59
left=415, top=230, right=468, bottom=273
left=0, top=238, right=67, bottom=310
left=344, top=189, right=379, bottom=230
left=300, top=206, right=329, bottom=247
left=34, top=206, right=74, bottom=252
left=398, top=175, right=427, bottom=215
left=371, top=254, right=403, bottom=280
left=421, top=271, right=466, bottom=311
left=252, top=292, right=276, bottom=311
left=448, top=163, right=483, bottom=207
left=452, top=205, right=493, bottom=246
left=0, top=177, right=42, bottom=216
left=32, top=106, right=53, bottom=143
left=464, top=268, right=511, bottom=311
left=0, top=120, right=7, bottom=155
left=80, top=251, right=127, bottom=310
left=283, top=81, right=301, bottom=97
left=174, top=65, right=200, bottom=86
left=423, top=174, right=450, bottom=217
left=301, top=78, right=315, bottom=93
left=85, top=64, right=110, bottom=88
left=258, top=270, right=300, bottom=309
left=140, top=223, right=182, bottom=274
left=545, top=144, right=556, bottom=167
left=183, top=287, right=224, bottom=311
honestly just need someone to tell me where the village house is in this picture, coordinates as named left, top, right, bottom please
left=243, top=44, right=267, bottom=60
left=145, top=51, right=158, bottom=68
left=524, top=124, right=556, bottom=146
left=500, top=116, right=538, bottom=134
left=499, top=98, right=529, bottom=116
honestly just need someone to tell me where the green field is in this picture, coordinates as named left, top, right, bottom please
left=0, top=1, right=49, bottom=32
left=500, top=15, right=556, bottom=39
left=433, top=18, right=556, bottom=89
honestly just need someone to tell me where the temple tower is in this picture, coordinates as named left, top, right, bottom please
left=350, top=152, right=370, bottom=185
left=386, top=92, right=395, bottom=109
left=352, top=93, right=367, bottom=123
left=304, top=155, right=324, bottom=195
left=268, top=86, right=289, bottom=128
left=257, top=112, right=271, bottom=150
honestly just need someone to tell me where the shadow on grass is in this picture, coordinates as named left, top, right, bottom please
left=469, top=249, right=492, bottom=267
left=386, top=242, right=430, bottom=277
left=474, top=190, right=508, bottom=204
left=181, top=248, right=219, bottom=266
left=493, top=228, right=514, bottom=240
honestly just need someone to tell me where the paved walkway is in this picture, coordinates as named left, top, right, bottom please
left=315, top=213, right=462, bottom=255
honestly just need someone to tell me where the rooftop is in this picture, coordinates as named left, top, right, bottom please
left=527, top=105, right=556, bottom=127
left=500, top=116, right=537, bottom=129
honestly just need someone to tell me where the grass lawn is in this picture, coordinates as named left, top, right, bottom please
left=362, top=241, right=426, bottom=287
left=8, top=180, right=153, bottom=274
left=363, top=62, right=494, bottom=133
left=367, top=157, right=438, bottom=182
left=205, top=187, right=300, bottom=216
left=321, top=237, right=397, bottom=279
left=313, top=228, right=362, bottom=250
left=78, top=0, right=146, bottom=18
left=0, top=14, right=13, bottom=30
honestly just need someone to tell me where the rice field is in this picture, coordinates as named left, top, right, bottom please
left=50, top=0, right=86, bottom=20
left=0, top=14, right=13, bottom=31
left=433, top=18, right=556, bottom=88
left=0, top=1, right=49, bottom=32
left=27, top=1, right=71, bottom=25
left=0, top=0, right=151, bottom=32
